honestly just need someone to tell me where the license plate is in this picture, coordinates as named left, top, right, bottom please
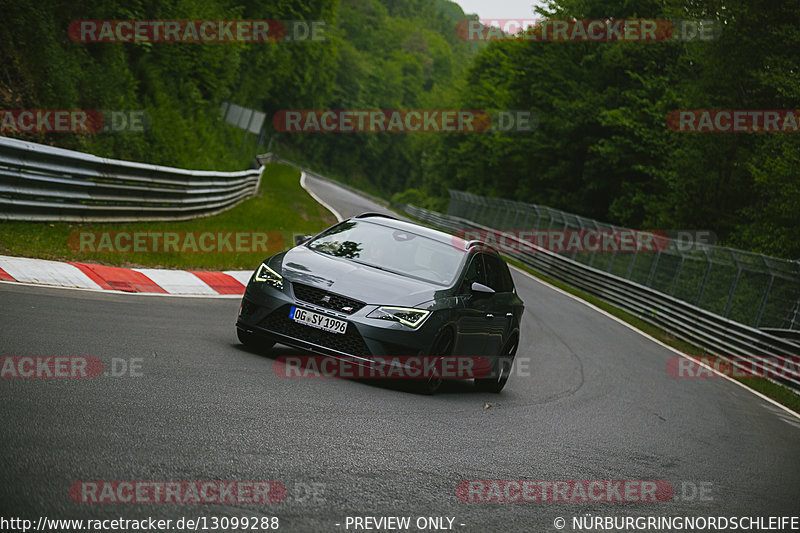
left=289, top=306, right=347, bottom=334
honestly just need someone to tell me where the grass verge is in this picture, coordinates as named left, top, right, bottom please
left=0, top=163, right=338, bottom=270
left=503, top=256, right=800, bottom=414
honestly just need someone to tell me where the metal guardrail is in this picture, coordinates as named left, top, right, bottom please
left=403, top=205, right=800, bottom=392
left=446, top=190, right=800, bottom=333
left=0, top=136, right=263, bottom=222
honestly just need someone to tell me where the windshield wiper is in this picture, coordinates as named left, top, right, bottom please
left=348, top=258, right=401, bottom=275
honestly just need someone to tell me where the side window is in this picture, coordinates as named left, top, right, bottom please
left=461, top=254, right=487, bottom=292
left=484, top=254, right=513, bottom=293
left=498, top=257, right=514, bottom=292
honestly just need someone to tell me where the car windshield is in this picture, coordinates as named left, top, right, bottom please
left=307, top=220, right=465, bottom=285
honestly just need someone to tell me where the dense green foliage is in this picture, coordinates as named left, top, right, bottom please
left=0, top=0, right=340, bottom=170
left=2, top=0, right=798, bottom=258
left=414, top=0, right=800, bottom=259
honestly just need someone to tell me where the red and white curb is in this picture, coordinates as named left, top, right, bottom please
left=0, top=255, right=251, bottom=297
left=0, top=174, right=337, bottom=297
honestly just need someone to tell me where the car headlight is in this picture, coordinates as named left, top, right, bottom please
left=367, top=306, right=430, bottom=328
left=254, top=263, right=283, bottom=290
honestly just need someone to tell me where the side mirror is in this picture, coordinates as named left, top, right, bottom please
left=470, top=282, right=495, bottom=296
left=294, top=234, right=313, bottom=246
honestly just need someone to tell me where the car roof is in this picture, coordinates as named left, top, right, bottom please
left=352, top=213, right=498, bottom=253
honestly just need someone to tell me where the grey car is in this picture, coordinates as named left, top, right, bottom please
left=236, top=213, right=524, bottom=393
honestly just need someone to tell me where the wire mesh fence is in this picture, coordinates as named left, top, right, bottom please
left=446, top=190, right=800, bottom=331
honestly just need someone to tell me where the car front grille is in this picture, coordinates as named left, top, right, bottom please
left=291, top=283, right=365, bottom=315
left=260, top=305, right=371, bottom=357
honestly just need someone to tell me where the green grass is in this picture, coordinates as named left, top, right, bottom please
left=502, top=256, right=800, bottom=415
left=0, top=163, right=338, bottom=270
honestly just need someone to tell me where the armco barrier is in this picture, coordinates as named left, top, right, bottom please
left=0, top=136, right=262, bottom=222
left=445, top=190, right=800, bottom=334
left=402, top=205, right=800, bottom=392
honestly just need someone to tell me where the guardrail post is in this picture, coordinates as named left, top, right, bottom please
left=491, top=199, right=505, bottom=228
left=531, top=205, right=542, bottom=229
left=646, top=250, right=661, bottom=287
left=571, top=217, right=584, bottom=261
left=785, top=300, right=800, bottom=330
left=624, top=248, right=638, bottom=280
left=669, top=253, right=685, bottom=296
left=587, top=220, right=601, bottom=268
left=695, top=249, right=713, bottom=307
left=606, top=246, right=617, bottom=273
left=520, top=205, right=532, bottom=230
left=754, top=254, right=776, bottom=328
left=546, top=209, right=555, bottom=232
left=755, top=273, right=775, bottom=328
left=500, top=199, right=513, bottom=229
left=723, top=251, right=743, bottom=319
left=478, top=196, right=490, bottom=225
left=509, top=204, right=521, bottom=229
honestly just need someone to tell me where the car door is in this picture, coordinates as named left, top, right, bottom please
left=453, top=253, right=490, bottom=357
left=480, top=253, right=513, bottom=356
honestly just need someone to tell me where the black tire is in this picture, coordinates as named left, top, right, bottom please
left=475, top=335, right=518, bottom=393
left=237, top=327, right=275, bottom=350
left=416, top=328, right=454, bottom=395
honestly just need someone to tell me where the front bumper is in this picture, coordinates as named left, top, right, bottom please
left=236, top=280, right=444, bottom=360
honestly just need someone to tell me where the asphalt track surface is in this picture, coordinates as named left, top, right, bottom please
left=1, top=176, right=799, bottom=532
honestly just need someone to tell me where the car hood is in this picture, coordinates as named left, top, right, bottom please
left=278, top=246, right=444, bottom=307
